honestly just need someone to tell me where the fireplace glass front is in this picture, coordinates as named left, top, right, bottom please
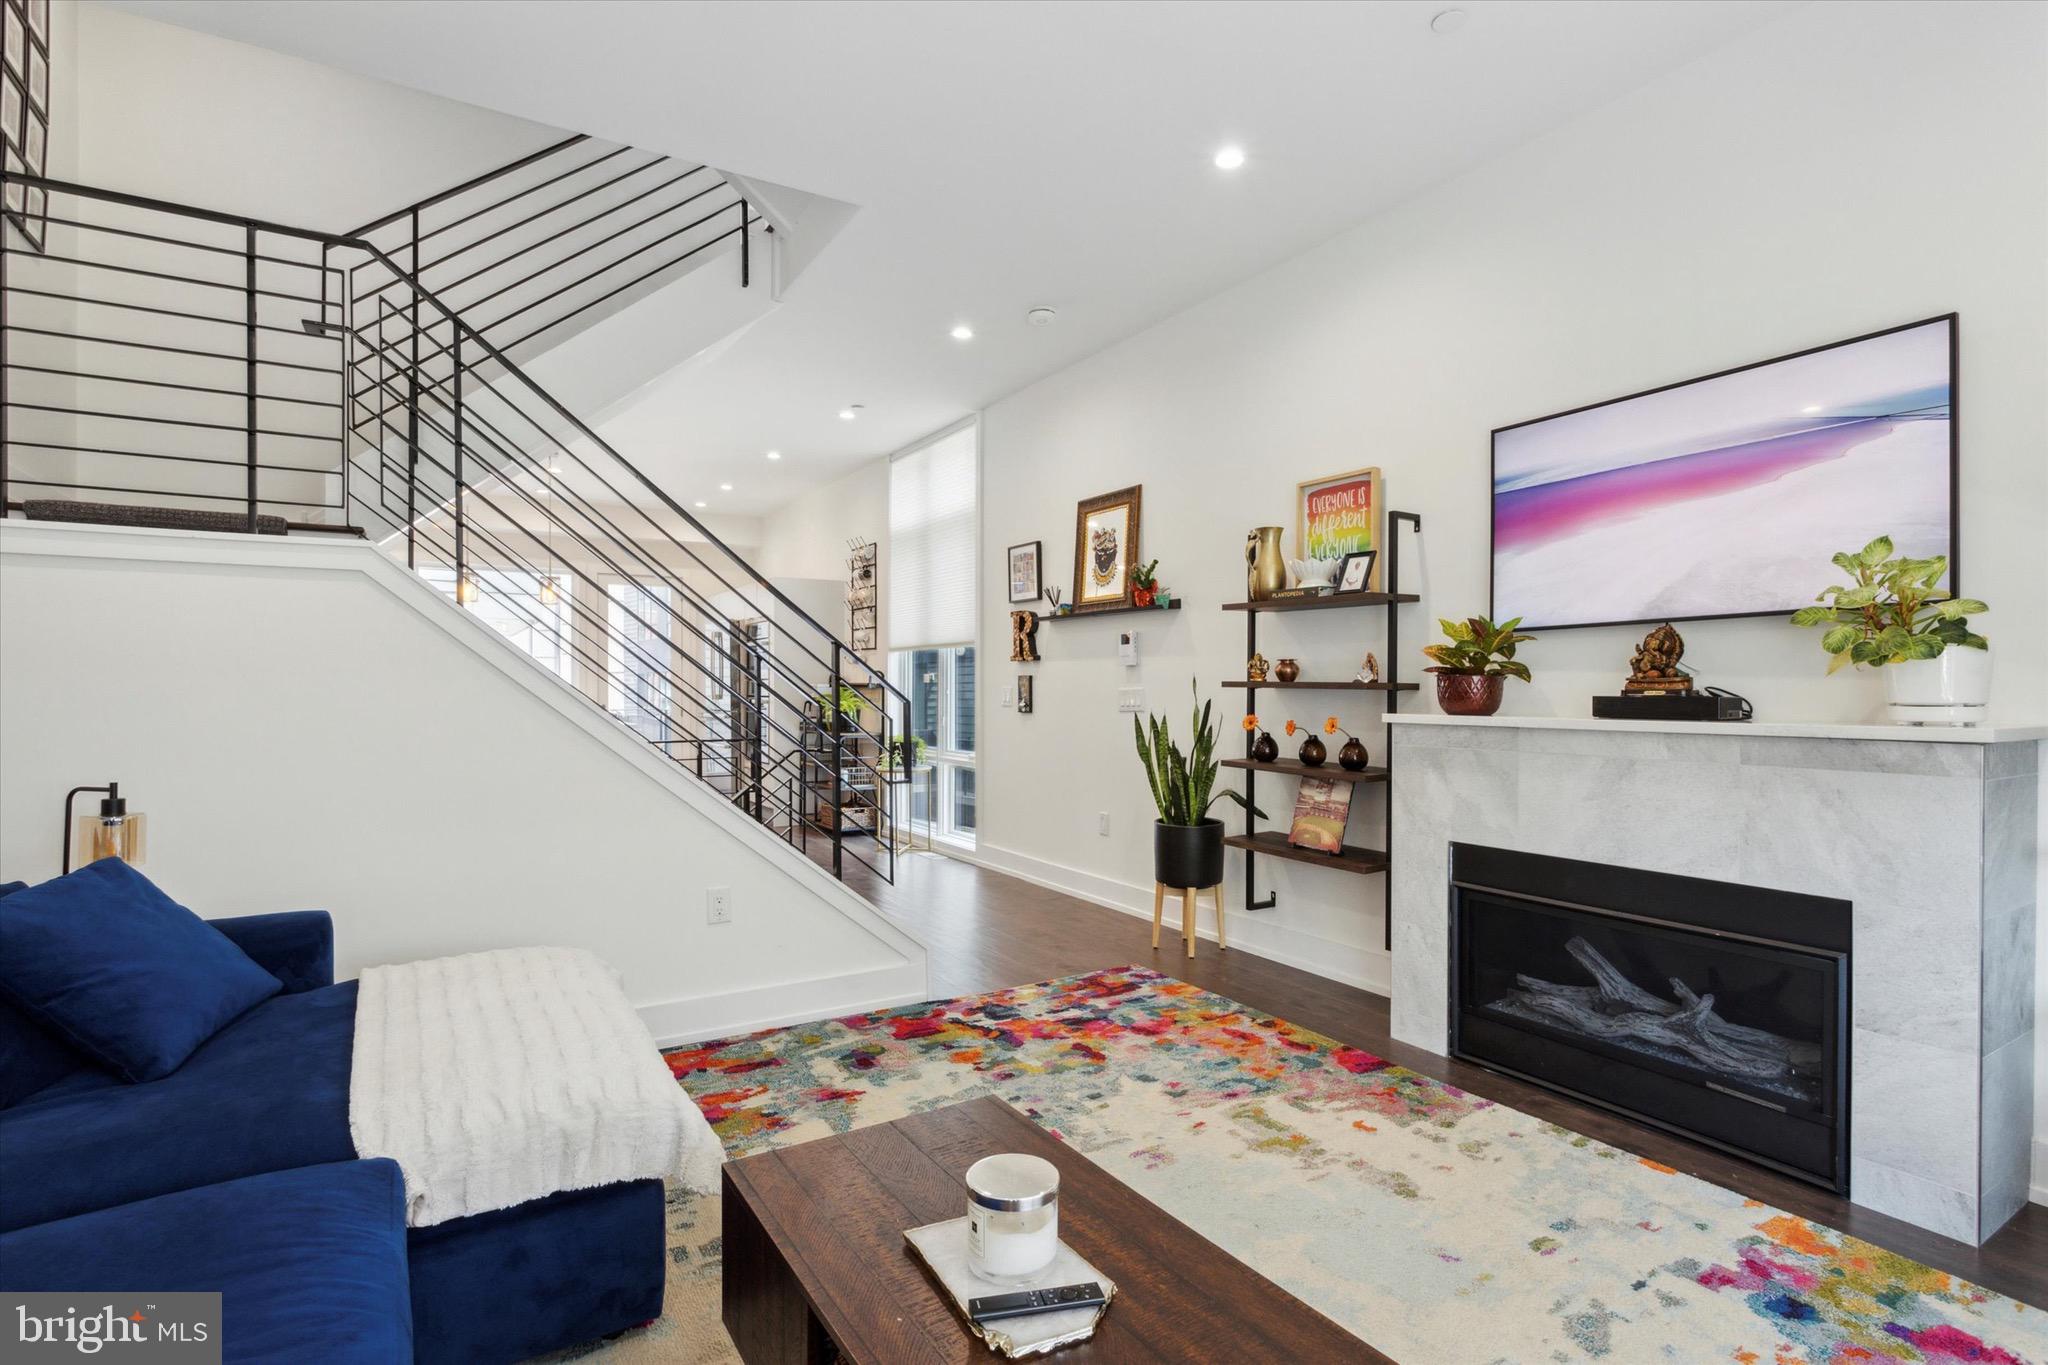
left=1451, top=844, right=1850, bottom=1191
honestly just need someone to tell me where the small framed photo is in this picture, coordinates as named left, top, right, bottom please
left=1006, top=540, right=1042, bottom=604
left=1017, top=674, right=1034, bottom=714
left=1336, top=550, right=1377, bottom=594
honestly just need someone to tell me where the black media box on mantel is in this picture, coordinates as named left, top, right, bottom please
left=1591, top=692, right=1751, bottom=722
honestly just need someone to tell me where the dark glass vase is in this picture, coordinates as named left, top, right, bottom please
left=1297, top=735, right=1327, bottom=767
left=1338, top=737, right=1369, bottom=771
left=1251, top=731, right=1279, bottom=763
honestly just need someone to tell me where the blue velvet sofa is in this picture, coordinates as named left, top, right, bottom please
left=0, top=891, right=667, bottom=1362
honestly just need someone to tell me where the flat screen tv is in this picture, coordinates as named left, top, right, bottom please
left=1490, top=315, right=1956, bottom=631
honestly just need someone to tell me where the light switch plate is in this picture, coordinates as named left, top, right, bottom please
left=1117, top=688, right=1144, bottom=714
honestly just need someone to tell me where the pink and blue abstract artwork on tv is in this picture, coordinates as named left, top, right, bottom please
left=1492, top=317, right=1953, bottom=630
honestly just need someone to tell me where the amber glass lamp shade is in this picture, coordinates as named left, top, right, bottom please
left=63, top=781, right=147, bottom=874
left=73, top=810, right=147, bottom=868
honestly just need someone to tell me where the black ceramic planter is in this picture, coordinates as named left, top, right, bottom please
left=1155, top=818, right=1225, bottom=889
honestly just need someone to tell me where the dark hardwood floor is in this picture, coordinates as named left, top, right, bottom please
left=827, top=845, right=2047, bottom=1308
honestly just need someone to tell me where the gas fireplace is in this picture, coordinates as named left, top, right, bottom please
left=1450, top=843, right=1851, bottom=1192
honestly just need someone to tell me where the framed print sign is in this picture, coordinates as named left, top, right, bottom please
left=1071, top=485, right=1142, bottom=611
left=1297, top=467, right=1382, bottom=588
left=1006, top=541, right=1042, bottom=604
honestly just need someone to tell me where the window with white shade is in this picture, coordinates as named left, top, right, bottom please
left=889, top=423, right=978, bottom=651
left=889, top=421, right=978, bottom=846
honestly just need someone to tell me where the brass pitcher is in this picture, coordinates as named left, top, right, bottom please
left=1246, top=527, right=1286, bottom=600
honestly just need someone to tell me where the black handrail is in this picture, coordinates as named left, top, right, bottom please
left=346, top=133, right=591, bottom=239
left=4, top=165, right=906, bottom=885
left=9, top=169, right=903, bottom=711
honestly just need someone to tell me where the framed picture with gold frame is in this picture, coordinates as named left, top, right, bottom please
left=1296, top=466, right=1383, bottom=589
left=1070, top=485, right=1142, bottom=611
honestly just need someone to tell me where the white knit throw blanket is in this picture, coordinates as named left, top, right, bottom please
left=349, top=946, right=721, bottom=1227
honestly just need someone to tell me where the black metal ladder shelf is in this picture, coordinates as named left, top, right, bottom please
left=1220, top=510, right=1420, bottom=951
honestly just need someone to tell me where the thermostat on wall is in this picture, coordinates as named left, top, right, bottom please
left=1119, top=630, right=1138, bottom=666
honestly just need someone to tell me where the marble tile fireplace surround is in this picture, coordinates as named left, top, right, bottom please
left=1386, top=714, right=2041, bottom=1247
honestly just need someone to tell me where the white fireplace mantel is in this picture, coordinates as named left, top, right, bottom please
left=1386, top=714, right=2039, bottom=1246
left=1384, top=713, right=2048, bottom=745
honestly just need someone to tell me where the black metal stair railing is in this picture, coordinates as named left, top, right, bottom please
left=0, top=171, right=906, bottom=887
left=341, top=134, right=760, bottom=366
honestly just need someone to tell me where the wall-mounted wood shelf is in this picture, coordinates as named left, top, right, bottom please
left=1222, top=592, right=1420, bottom=613
left=1223, top=680, right=1418, bottom=692
left=1040, top=600, right=1183, bottom=621
left=1223, top=830, right=1389, bottom=875
left=1220, top=759, right=1389, bottom=784
left=1222, top=510, right=1421, bottom=944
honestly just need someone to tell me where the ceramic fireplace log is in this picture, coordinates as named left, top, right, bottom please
left=1500, top=937, right=1819, bottom=1082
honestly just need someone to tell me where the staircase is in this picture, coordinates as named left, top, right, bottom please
left=0, top=158, right=906, bottom=887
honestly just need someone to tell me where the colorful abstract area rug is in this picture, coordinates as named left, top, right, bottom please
left=589, top=967, right=2045, bottom=1364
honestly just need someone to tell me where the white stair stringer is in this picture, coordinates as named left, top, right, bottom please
left=0, top=520, right=931, bottom=1044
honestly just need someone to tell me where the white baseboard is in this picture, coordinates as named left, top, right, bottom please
left=960, top=841, right=1392, bottom=999
left=2033, top=1138, right=2048, bottom=1207
left=640, top=963, right=928, bottom=1048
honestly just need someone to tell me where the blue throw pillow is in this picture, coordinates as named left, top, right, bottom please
left=0, top=860, right=282, bottom=1082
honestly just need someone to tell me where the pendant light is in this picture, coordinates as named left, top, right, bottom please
left=538, top=462, right=561, bottom=606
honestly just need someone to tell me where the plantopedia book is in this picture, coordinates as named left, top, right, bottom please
left=1287, top=776, right=1354, bottom=854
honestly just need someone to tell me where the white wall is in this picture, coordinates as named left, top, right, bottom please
left=72, top=3, right=561, bottom=229
left=754, top=455, right=890, bottom=673
left=974, top=2, right=2047, bottom=1185
left=0, top=524, right=928, bottom=1043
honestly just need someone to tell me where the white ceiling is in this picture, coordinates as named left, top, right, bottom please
left=116, top=0, right=1798, bottom=517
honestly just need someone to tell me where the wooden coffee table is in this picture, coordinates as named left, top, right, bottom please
left=721, top=1096, right=1389, bottom=1363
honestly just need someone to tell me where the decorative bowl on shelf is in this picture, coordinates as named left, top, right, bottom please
left=1287, top=558, right=1341, bottom=590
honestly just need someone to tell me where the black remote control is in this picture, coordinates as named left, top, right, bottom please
left=967, top=1281, right=1107, bottom=1324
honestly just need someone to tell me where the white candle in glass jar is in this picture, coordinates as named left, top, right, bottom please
left=964, top=1153, right=1060, bottom=1283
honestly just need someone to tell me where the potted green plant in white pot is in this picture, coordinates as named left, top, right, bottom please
left=1791, top=536, right=1989, bottom=724
left=1133, top=683, right=1263, bottom=890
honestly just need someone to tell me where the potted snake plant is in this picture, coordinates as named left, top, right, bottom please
left=1134, top=683, right=1264, bottom=889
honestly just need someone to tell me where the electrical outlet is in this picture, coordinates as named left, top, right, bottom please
left=1117, top=688, right=1144, bottom=714
left=1097, top=812, right=1111, bottom=837
left=707, top=888, right=733, bottom=925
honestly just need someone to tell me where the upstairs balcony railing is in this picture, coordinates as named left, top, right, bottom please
left=0, top=170, right=905, bottom=886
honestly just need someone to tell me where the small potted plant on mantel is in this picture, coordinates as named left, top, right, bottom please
left=1791, top=536, right=1989, bottom=724
left=1134, top=683, right=1264, bottom=891
left=1421, top=616, right=1535, bottom=717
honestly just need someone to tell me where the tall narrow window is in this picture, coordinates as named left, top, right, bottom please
left=607, top=582, right=673, bottom=744
left=888, top=422, right=978, bottom=847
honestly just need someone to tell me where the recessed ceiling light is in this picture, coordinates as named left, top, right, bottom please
left=1801, top=404, right=1824, bottom=414
left=719, top=482, right=733, bottom=491
left=547, top=462, right=563, bottom=474
left=1430, top=8, right=1468, bottom=34
left=1212, top=146, right=1247, bottom=171
left=950, top=324, right=974, bottom=341
left=765, top=449, right=782, bottom=460
left=839, top=405, right=863, bottom=421
left=694, top=500, right=707, bottom=509
left=1026, top=307, right=1057, bottom=327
